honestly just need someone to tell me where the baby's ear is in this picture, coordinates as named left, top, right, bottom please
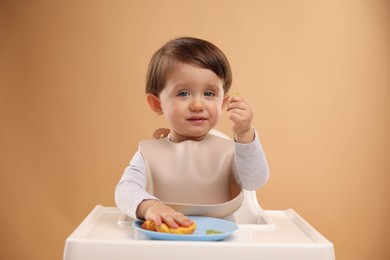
left=146, top=94, right=163, bottom=115
left=222, top=94, right=230, bottom=110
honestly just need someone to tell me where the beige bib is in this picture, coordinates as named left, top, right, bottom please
left=139, top=131, right=243, bottom=218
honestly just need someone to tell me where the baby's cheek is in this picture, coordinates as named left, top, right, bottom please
left=210, top=109, right=223, bottom=125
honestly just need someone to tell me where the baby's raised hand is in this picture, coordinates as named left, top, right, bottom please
left=137, top=199, right=193, bottom=229
left=226, top=95, right=255, bottom=143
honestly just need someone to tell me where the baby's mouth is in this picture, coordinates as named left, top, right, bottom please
left=187, top=116, right=207, bottom=122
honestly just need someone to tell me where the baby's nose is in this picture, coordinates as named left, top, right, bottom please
left=190, top=98, right=205, bottom=111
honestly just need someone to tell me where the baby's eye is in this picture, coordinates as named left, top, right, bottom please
left=177, top=91, right=190, bottom=97
left=204, top=91, right=215, bottom=97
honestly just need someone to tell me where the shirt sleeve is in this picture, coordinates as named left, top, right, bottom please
left=234, top=129, right=270, bottom=190
left=114, top=151, right=158, bottom=219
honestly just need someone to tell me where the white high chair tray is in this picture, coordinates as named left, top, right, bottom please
left=63, top=205, right=335, bottom=260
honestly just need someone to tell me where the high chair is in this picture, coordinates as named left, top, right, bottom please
left=63, top=192, right=334, bottom=259
left=64, top=130, right=335, bottom=259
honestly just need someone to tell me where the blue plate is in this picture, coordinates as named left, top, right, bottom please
left=132, top=216, right=238, bottom=241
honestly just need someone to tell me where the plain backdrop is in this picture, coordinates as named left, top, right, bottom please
left=1, top=1, right=389, bottom=259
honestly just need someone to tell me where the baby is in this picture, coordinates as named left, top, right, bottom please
left=115, top=37, right=269, bottom=229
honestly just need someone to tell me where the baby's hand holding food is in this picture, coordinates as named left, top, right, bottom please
left=137, top=199, right=193, bottom=229
left=226, top=95, right=255, bottom=143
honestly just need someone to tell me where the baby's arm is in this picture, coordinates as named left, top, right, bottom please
left=234, top=130, right=270, bottom=190
left=115, top=151, right=192, bottom=228
left=226, top=95, right=269, bottom=189
left=115, top=151, right=157, bottom=219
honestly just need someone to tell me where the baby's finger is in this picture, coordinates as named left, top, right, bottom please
left=149, top=214, right=163, bottom=227
left=228, top=104, right=249, bottom=117
left=228, top=113, right=249, bottom=126
left=227, top=95, right=242, bottom=105
left=174, top=215, right=193, bottom=227
left=227, top=98, right=250, bottom=111
left=227, top=102, right=246, bottom=112
left=161, top=215, right=179, bottom=229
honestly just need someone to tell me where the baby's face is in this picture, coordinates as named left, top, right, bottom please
left=158, top=62, right=228, bottom=142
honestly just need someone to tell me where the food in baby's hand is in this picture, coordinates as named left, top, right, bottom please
left=227, top=92, right=240, bottom=106
left=141, top=220, right=196, bottom=234
left=141, top=220, right=156, bottom=231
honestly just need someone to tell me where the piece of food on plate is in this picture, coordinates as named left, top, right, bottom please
left=206, top=229, right=223, bottom=235
left=141, top=220, right=196, bottom=234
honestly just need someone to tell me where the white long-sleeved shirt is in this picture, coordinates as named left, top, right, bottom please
left=115, top=129, right=269, bottom=219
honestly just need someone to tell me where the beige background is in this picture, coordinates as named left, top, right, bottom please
left=1, top=1, right=389, bottom=259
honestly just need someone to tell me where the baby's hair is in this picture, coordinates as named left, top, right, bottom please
left=146, top=37, right=232, bottom=96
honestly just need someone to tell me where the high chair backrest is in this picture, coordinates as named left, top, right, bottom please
left=234, top=189, right=263, bottom=224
